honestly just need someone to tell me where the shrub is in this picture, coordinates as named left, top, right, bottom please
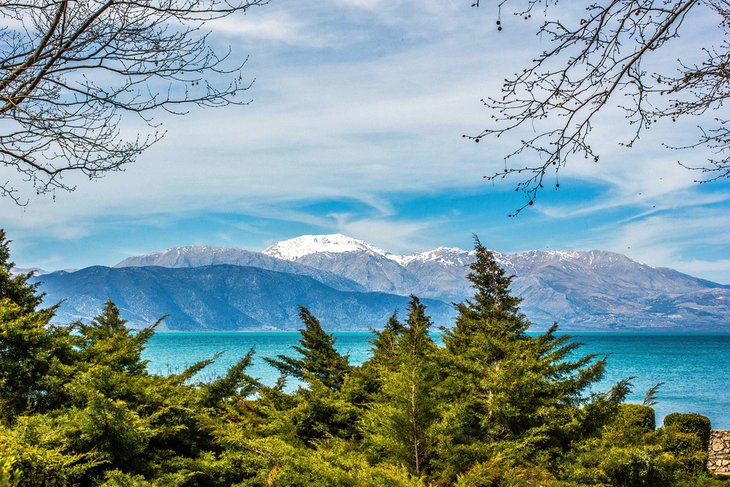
left=662, top=430, right=705, bottom=456
left=455, top=458, right=559, bottom=487
left=100, top=470, right=152, bottom=486
left=0, top=432, right=86, bottom=486
left=658, top=428, right=709, bottom=477
left=663, top=413, right=712, bottom=451
left=605, top=404, right=657, bottom=443
left=602, top=445, right=673, bottom=487
left=618, top=404, right=656, bottom=433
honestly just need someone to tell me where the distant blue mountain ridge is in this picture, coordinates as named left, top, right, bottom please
left=34, top=265, right=455, bottom=331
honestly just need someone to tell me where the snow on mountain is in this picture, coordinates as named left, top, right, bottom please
left=114, top=244, right=366, bottom=292
left=262, top=233, right=403, bottom=262
left=260, top=235, right=730, bottom=330
left=399, top=247, right=475, bottom=266
left=264, top=235, right=479, bottom=267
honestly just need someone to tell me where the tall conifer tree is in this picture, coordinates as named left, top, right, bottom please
left=367, top=312, right=405, bottom=371
left=433, top=237, right=609, bottom=484
left=0, top=230, right=74, bottom=418
left=363, top=296, right=438, bottom=476
left=77, top=299, right=158, bottom=375
left=265, top=306, right=350, bottom=392
left=0, top=229, right=44, bottom=313
left=265, top=307, right=357, bottom=445
left=446, top=236, right=529, bottom=353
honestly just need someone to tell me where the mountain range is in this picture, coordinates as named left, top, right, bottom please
left=36, top=265, right=453, bottom=331
left=31, top=234, right=730, bottom=331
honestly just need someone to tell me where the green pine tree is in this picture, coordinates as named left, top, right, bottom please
left=265, top=306, right=351, bottom=392
left=0, top=229, right=44, bottom=313
left=432, top=237, right=609, bottom=484
left=367, top=312, right=405, bottom=371
left=0, top=299, right=75, bottom=419
left=362, top=296, right=438, bottom=477
left=446, top=236, right=529, bottom=353
left=61, top=302, right=210, bottom=477
left=263, top=307, right=357, bottom=445
left=0, top=231, right=75, bottom=419
left=76, top=299, right=159, bottom=375
left=345, top=312, right=406, bottom=407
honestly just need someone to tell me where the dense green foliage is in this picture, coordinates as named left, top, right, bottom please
left=664, top=413, right=713, bottom=452
left=0, top=232, right=726, bottom=486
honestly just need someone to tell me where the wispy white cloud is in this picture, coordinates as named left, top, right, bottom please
left=331, top=213, right=436, bottom=254
left=0, top=26, right=500, bottom=235
left=538, top=186, right=730, bottom=220
left=1, top=0, right=727, bottom=284
left=678, top=259, right=730, bottom=283
left=211, top=11, right=335, bottom=47
left=331, top=0, right=384, bottom=10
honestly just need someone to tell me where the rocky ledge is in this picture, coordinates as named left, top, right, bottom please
left=709, top=430, right=730, bottom=475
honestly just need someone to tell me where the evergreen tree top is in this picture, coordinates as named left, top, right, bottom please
left=265, top=306, right=350, bottom=391
left=446, top=237, right=530, bottom=349
left=0, top=229, right=44, bottom=313
left=367, top=312, right=404, bottom=370
left=76, top=299, right=159, bottom=376
left=467, top=236, right=523, bottom=320
left=400, top=296, right=436, bottom=359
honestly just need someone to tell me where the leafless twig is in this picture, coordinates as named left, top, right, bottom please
left=0, top=0, right=268, bottom=203
left=468, top=0, right=728, bottom=215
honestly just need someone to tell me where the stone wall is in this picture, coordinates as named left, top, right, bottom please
left=708, top=430, right=730, bottom=475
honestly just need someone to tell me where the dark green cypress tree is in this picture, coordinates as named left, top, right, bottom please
left=264, top=307, right=356, bottom=445
left=446, top=236, right=529, bottom=352
left=265, top=306, right=350, bottom=391
left=0, top=299, right=74, bottom=418
left=338, top=312, right=405, bottom=412
left=367, top=312, right=405, bottom=371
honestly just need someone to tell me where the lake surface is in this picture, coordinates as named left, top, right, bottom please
left=143, top=331, right=730, bottom=429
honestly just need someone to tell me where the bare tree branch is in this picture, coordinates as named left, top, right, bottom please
left=468, top=0, right=729, bottom=215
left=0, top=0, right=268, bottom=204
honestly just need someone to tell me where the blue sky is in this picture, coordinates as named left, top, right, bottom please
left=3, top=0, right=729, bottom=283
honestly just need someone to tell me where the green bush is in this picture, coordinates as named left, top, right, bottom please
left=0, top=434, right=84, bottom=487
left=658, top=429, right=709, bottom=477
left=663, top=413, right=712, bottom=451
left=455, top=458, right=559, bottom=487
left=618, top=404, right=656, bottom=432
left=662, top=430, right=705, bottom=456
left=99, top=470, right=152, bottom=486
left=606, top=404, right=656, bottom=443
left=0, top=455, right=15, bottom=487
left=602, top=446, right=673, bottom=487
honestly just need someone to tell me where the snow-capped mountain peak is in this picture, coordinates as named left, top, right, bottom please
left=263, top=234, right=400, bottom=261
left=115, top=245, right=238, bottom=268
left=400, top=247, right=475, bottom=266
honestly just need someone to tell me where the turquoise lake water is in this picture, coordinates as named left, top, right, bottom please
left=143, top=332, right=730, bottom=429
